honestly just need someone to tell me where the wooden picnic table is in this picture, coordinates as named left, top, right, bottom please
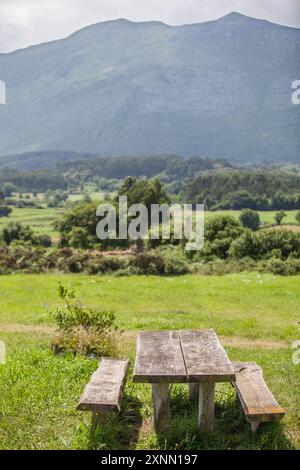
left=133, top=329, right=235, bottom=433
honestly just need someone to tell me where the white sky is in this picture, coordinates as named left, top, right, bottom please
left=0, top=0, right=300, bottom=53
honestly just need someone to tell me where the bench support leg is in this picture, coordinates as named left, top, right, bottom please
left=152, top=383, right=171, bottom=433
left=250, top=422, right=260, bottom=433
left=198, top=382, right=215, bottom=434
left=189, top=383, right=199, bottom=401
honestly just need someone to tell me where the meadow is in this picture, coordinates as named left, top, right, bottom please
left=0, top=206, right=299, bottom=242
left=0, top=273, right=299, bottom=450
left=0, top=206, right=63, bottom=237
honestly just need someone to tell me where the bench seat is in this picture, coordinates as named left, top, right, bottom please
left=77, top=358, right=129, bottom=413
left=232, top=362, right=285, bottom=432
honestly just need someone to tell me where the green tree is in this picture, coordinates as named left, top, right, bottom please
left=202, top=215, right=245, bottom=259
left=239, top=209, right=260, bottom=231
left=0, top=206, right=12, bottom=217
left=275, top=210, right=286, bottom=226
left=117, top=177, right=170, bottom=213
left=1, top=183, right=17, bottom=197
left=2, top=222, right=36, bottom=245
left=56, top=201, right=129, bottom=249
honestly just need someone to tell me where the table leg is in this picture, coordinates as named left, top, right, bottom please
left=198, top=382, right=215, bottom=433
left=189, top=383, right=199, bottom=401
left=152, top=383, right=171, bottom=433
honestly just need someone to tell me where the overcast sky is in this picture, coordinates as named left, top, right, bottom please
left=0, top=0, right=300, bottom=53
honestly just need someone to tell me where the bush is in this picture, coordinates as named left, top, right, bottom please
left=239, top=209, right=260, bottom=231
left=261, top=258, right=300, bottom=276
left=274, top=210, right=286, bottom=226
left=230, top=229, right=300, bottom=260
left=36, top=234, right=52, bottom=248
left=163, top=251, right=190, bottom=275
left=130, top=251, right=165, bottom=275
left=1, top=222, right=46, bottom=246
left=195, top=216, right=245, bottom=260
left=129, top=249, right=189, bottom=275
left=0, top=206, right=12, bottom=217
left=50, top=283, right=120, bottom=356
left=52, top=326, right=118, bottom=357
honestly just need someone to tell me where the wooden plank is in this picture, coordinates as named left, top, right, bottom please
left=180, top=329, right=235, bottom=382
left=152, top=384, right=171, bottom=433
left=133, top=331, right=187, bottom=383
left=77, top=358, right=129, bottom=412
left=198, top=382, right=215, bottom=433
left=233, top=362, right=285, bottom=423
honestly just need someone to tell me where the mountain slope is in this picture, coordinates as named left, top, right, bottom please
left=0, top=13, right=299, bottom=164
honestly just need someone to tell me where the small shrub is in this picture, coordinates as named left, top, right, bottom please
left=50, top=283, right=120, bottom=356
left=130, top=251, right=165, bottom=275
left=263, top=258, right=300, bottom=276
left=163, top=251, right=190, bottom=275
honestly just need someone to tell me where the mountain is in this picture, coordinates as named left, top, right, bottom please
left=0, top=12, right=299, bottom=165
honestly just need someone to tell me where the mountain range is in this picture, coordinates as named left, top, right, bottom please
left=0, top=12, right=299, bottom=166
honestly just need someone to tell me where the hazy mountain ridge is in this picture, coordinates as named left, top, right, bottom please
left=0, top=12, right=299, bottom=165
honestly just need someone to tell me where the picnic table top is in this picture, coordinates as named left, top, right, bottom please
left=133, top=329, right=235, bottom=384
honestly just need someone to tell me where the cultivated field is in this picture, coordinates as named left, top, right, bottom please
left=0, top=273, right=299, bottom=450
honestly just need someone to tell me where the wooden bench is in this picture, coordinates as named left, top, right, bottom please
left=232, top=362, right=285, bottom=432
left=77, top=358, right=129, bottom=425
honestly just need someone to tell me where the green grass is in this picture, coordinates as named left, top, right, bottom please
left=0, top=272, right=299, bottom=449
left=0, top=208, right=298, bottom=241
left=0, top=331, right=298, bottom=450
left=0, top=206, right=63, bottom=237
left=67, top=192, right=111, bottom=202
left=0, top=273, right=299, bottom=341
left=205, top=210, right=299, bottom=225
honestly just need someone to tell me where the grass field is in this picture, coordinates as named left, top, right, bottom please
left=0, top=273, right=299, bottom=449
left=0, top=207, right=299, bottom=241
left=205, top=210, right=299, bottom=225
left=0, top=206, right=63, bottom=237
left=67, top=191, right=108, bottom=202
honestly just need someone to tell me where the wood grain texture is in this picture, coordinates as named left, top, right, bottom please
left=133, top=330, right=187, bottom=383
left=152, top=384, right=171, bottom=433
left=198, top=382, right=215, bottom=433
left=233, top=362, right=285, bottom=423
left=189, top=383, right=199, bottom=401
left=180, top=329, right=235, bottom=383
left=77, top=358, right=129, bottom=412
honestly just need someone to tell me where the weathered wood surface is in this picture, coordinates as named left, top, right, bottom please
left=152, top=384, right=171, bottom=433
left=180, top=329, right=235, bottom=382
left=77, top=358, right=129, bottom=412
left=189, top=383, right=199, bottom=401
left=233, top=362, right=285, bottom=423
left=133, top=331, right=187, bottom=383
left=198, top=382, right=215, bottom=433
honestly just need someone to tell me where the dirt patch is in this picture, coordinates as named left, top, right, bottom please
left=0, top=324, right=56, bottom=334
left=263, top=224, right=300, bottom=233
left=0, top=325, right=289, bottom=350
left=121, top=331, right=288, bottom=350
